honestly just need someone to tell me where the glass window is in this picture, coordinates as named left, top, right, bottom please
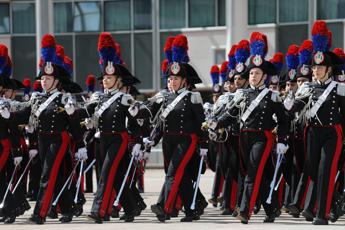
left=218, top=0, right=226, bottom=26
left=248, top=0, right=276, bottom=25
left=0, top=4, right=9, bottom=34
left=317, top=0, right=345, bottom=19
left=189, top=0, right=215, bottom=27
left=54, top=2, right=73, bottom=33
left=75, top=35, right=99, bottom=87
left=134, top=33, right=153, bottom=89
left=12, top=3, right=35, bottom=34
left=278, top=24, right=308, bottom=53
left=328, top=22, right=344, bottom=49
left=215, top=49, right=225, bottom=65
left=134, top=0, right=152, bottom=30
left=160, top=0, right=185, bottom=29
left=105, top=0, right=130, bottom=31
left=55, top=35, right=73, bottom=59
left=74, top=2, right=100, bottom=32
left=279, top=0, right=308, bottom=23
left=111, top=33, right=132, bottom=70
left=11, top=36, right=36, bottom=81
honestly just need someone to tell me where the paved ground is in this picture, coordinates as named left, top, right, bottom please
left=3, top=169, right=345, bottom=229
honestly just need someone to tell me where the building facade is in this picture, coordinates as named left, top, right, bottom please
left=0, top=0, right=344, bottom=92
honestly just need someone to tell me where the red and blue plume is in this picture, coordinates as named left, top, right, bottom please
left=0, top=44, right=8, bottom=69
left=250, top=32, right=268, bottom=57
left=172, top=34, right=189, bottom=63
left=98, top=32, right=119, bottom=67
left=41, top=34, right=56, bottom=63
left=227, top=45, right=237, bottom=70
left=298, top=40, right=313, bottom=65
left=235, top=40, right=250, bottom=64
left=162, top=59, right=169, bottom=76
left=63, top=56, right=73, bottom=76
left=286, top=44, right=299, bottom=70
left=1, top=56, right=12, bottom=78
left=56, top=45, right=65, bottom=66
left=210, top=65, right=220, bottom=86
left=164, top=36, right=175, bottom=63
left=114, top=42, right=124, bottom=64
left=269, top=52, right=284, bottom=73
left=220, top=61, right=229, bottom=83
left=312, top=20, right=330, bottom=52
left=333, top=48, right=345, bottom=71
left=86, top=74, right=96, bottom=92
left=22, top=78, right=31, bottom=95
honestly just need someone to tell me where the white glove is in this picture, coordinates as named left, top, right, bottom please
left=14, top=157, right=23, bottom=166
left=199, top=148, right=208, bottom=157
left=132, top=144, right=142, bottom=159
left=283, top=97, right=295, bottom=111
left=143, top=137, right=154, bottom=148
left=84, top=118, right=94, bottom=129
left=276, top=143, right=289, bottom=155
left=94, top=131, right=100, bottom=139
left=208, top=120, right=218, bottom=130
left=64, top=102, right=75, bottom=115
left=75, top=147, right=88, bottom=161
left=128, top=104, right=139, bottom=117
left=0, top=107, right=10, bottom=119
left=29, top=149, right=38, bottom=159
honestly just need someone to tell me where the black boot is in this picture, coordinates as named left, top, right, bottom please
left=27, top=214, right=45, bottom=225
left=312, top=217, right=328, bottom=225
left=237, top=213, right=248, bottom=224
left=180, top=212, right=199, bottom=222
left=221, top=208, right=233, bottom=215
left=86, top=213, right=103, bottom=224
left=4, top=215, right=16, bottom=224
left=301, top=209, right=314, bottom=222
left=263, top=214, right=275, bottom=223
left=288, top=204, right=300, bottom=216
left=59, top=214, right=73, bottom=223
left=111, top=208, right=119, bottom=218
left=138, top=200, right=147, bottom=211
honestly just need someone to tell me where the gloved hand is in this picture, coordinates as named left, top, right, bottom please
left=128, top=103, right=139, bottom=117
left=84, top=118, right=94, bottom=129
left=132, top=144, right=142, bottom=160
left=75, top=147, right=88, bottom=161
left=64, top=101, right=75, bottom=115
left=143, top=137, right=155, bottom=148
left=14, top=157, right=23, bottom=166
left=0, top=106, right=10, bottom=119
left=199, top=148, right=208, bottom=157
left=276, top=143, right=289, bottom=155
left=208, top=120, right=218, bottom=130
left=29, top=149, right=38, bottom=159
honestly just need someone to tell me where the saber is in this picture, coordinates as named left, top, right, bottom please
left=191, top=155, right=204, bottom=210
left=83, top=159, right=96, bottom=174
left=266, top=153, right=283, bottom=204
left=113, top=153, right=135, bottom=206
left=0, top=165, right=18, bottom=208
left=12, top=156, right=34, bottom=193
left=274, top=174, right=283, bottom=191
left=74, top=160, right=84, bottom=203
left=129, top=161, right=138, bottom=188
left=68, top=160, right=80, bottom=189
left=52, top=161, right=80, bottom=206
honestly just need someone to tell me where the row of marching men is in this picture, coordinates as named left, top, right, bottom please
left=204, top=20, right=345, bottom=225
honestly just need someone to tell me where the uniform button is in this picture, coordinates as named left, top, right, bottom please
left=51, top=131, right=53, bottom=133
left=259, top=128, right=262, bottom=130
left=180, top=131, right=183, bottom=134
left=259, top=122, right=262, bottom=125
left=180, top=126, right=183, bottom=128
left=330, top=118, right=333, bottom=120
left=112, top=131, right=115, bottom=133
left=112, top=125, right=115, bottom=128
left=260, top=117, right=263, bottom=119
left=330, top=112, right=333, bottom=114
left=51, top=125, right=54, bottom=128
left=115, top=110, right=118, bottom=112
left=330, top=123, right=333, bottom=125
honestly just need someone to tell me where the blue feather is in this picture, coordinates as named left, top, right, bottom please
left=172, top=46, right=186, bottom=63
left=211, top=73, right=219, bottom=85
left=299, top=49, right=312, bottom=65
left=0, top=57, right=6, bottom=69
left=228, top=56, right=236, bottom=70
left=220, top=72, right=227, bottom=83
left=41, top=47, right=56, bottom=63
left=250, top=40, right=266, bottom=57
left=286, top=54, right=299, bottom=69
left=272, top=62, right=283, bottom=73
left=235, top=48, right=250, bottom=64
left=312, top=34, right=329, bottom=52
left=165, top=50, right=172, bottom=63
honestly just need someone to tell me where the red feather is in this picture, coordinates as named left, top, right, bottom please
left=228, top=45, right=237, bottom=57
left=41, top=34, right=56, bottom=48
left=86, top=74, right=96, bottom=85
left=311, top=20, right=329, bottom=36
left=0, top=44, right=8, bottom=57
left=56, top=45, right=65, bottom=58
left=333, top=48, right=345, bottom=59
left=220, top=61, right=229, bottom=73
left=164, top=36, right=175, bottom=52
left=172, top=34, right=188, bottom=49
left=39, top=57, right=43, bottom=68
left=115, top=42, right=122, bottom=56
left=22, top=78, right=31, bottom=88
left=98, top=32, right=115, bottom=51
left=210, top=65, right=219, bottom=74
left=33, top=80, right=41, bottom=90
left=299, top=40, right=313, bottom=52
left=236, top=40, right=250, bottom=50
left=270, top=52, right=284, bottom=63
left=162, top=59, right=169, bottom=72
left=287, top=44, right=299, bottom=56
left=64, top=56, right=72, bottom=66
left=328, top=31, right=332, bottom=48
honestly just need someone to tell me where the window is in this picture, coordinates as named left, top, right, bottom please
left=278, top=24, right=308, bottom=53
left=248, top=0, right=276, bottom=25
left=279, top=0, right=308, bottom=23
left=105, top=0, right=130, bottom=31
left=55, top=35, right=73, bottom=59
left=214, top=48, right=225, bottom=65
left=75, top=35, right=99, bottom=86
left=54, top=2, right=73, bottom=33
left=327, top=22, right=344, bottom=49
left=134, top=33, right=153, bottom=89
left=317, top=0, right=345, bottom=20
left=160, top=0, right=185, bottom=29
left=134, top=0, right=152, bottom=30
left=218, top=0, right=226, bottom=26
left=11, top=36, right=36, bottom=81
left=0, top=3, right=9, bottom=34
left=74, top=2, right=100, bottom=32
left=12, top=3, right=35, bottom=34
left=189, top=0, right=215, bottom=27
left=112, top=33, right=132, bottom=70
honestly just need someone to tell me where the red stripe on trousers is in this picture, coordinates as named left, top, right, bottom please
left=175, top=195, right=182, bottom=211
left=325, top=124, right=343, bottom=219
left=248, top=131, right=274, bottom=218
left=99, top=132, right=128, bottom=217
left=230, top=180, right=237, bottom=210
left=39, top=132, right=70, bottom=217
left=0, top=139, right=10, bottom=171
left=107, top=189, right=116, bottom=215
left=164, top=134, right=198, bottom=214
left=278, top=177, right=285, bottom=207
